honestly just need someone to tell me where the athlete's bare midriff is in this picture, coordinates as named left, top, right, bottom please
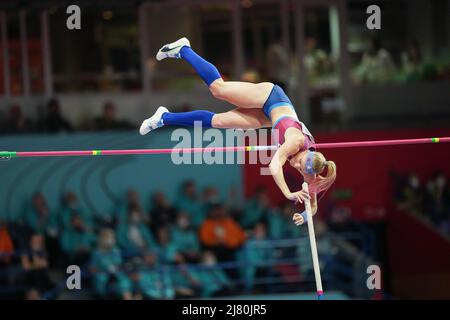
left=269, top=106, right=299, bottom=126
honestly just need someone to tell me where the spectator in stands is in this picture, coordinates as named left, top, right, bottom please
left=425, top=170, right=450, bottom=229
left=116, top=208, right=155, bottom=255
left=154, top=227, right=182, bottom=264
left=199, top=203, right=246, bottom=263
left=149, top=191, right=176, bottom=231
left=196, top=251, right=233, bottom=297
left=303, top=36, right=334, bottom=83
left=355, top=37, right=396, bottom=84
left=241, top=186, right=270, bottom=229
left=40, top=98, right=72, bottom=133
left=24, top=193, right=58, bottom=235
left=266, top=40, right=290, bottom=90
left=401, top=40, right=424, bottom=82
left=297, top=219, right=333, bottom=281
left=175, top=180, right=202, bottom=227
left=60, top=191, right=93, bottom=230
left=93, top=101, right=132, bottom=131
left=0, top=220, right=15, bottom=267
left=117, top=189, right=149, bottom=226
left=20, top=234, right=54, bottom=294
left=267, top=202, right=301, bottom=240
left=396, top=173, right=425, bottom=216
left=91, top=229, right=128, bottom=299
left=3, top=104, right=33, bottom=134
left=238, top=223, right=273, bottom=293
left=170, top=211, right=201, bottom=263
left=122, top=251, right=175, bottom=300
left=170, top=263, right=202, bottom=298
left=198, top=186, right=221, bottom=226
left=24, top=193, right=59, bottom=264
left=60, top=213, right=96, bottom=265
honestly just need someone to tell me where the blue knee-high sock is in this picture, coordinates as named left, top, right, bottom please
left=162, top=110, right=215, bottom=128
left=180, top=46, right=221, bottom=86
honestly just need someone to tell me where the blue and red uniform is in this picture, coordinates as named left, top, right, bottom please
left=262, top=84, right=316, bottom=151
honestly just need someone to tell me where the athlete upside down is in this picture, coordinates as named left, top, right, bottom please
left=139, top=37, right=337, bottom=225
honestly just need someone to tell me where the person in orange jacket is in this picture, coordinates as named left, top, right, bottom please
left=199, top=204, right=246, bottom=262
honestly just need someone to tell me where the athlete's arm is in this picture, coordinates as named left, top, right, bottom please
left=269, top=136, right=310, bottom=203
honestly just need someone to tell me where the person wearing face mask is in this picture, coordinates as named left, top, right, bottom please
left=91, top=229, right=129, bottom=299
left=175, top=181, right=202, bottom=227
left=116, top=189, right=150, bottom=227
left=60, top=214, right=96, bottom=265
left=116, top=210, right=155, bottom=255
left=170, top=212, right=201, bottom=263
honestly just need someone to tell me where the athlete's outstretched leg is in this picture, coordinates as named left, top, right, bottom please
left=139, top=106, right=270, bottom=135
left=156, top=38, right=274, bottom=109
left=211, top=108, right=271, bottom=129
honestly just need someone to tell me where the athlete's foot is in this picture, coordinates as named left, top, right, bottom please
left=139, top=106, right=169, bottom=135
left=156, top=37, right=191, bottom=61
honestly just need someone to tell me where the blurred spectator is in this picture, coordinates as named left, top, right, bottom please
left=92, top=101, right=132, bottom=131
left=122, top=251, right=175, bottom=300
left=155, top=227, right=182, bottom=264
left=303, top=37, right=334, bottom=83
left=175, top=180, right=202, bottom=227
left=20, top=234, right=54, bottom=294
left=91, top=229, right=128, bottom=299
left=24, top=193, right=58, bottom=235
left=116, top=208, right=155, bottom=255
left=24, top=193, right=59, bottom=263
left=401, top=40, right=423, bottom=82
left=60, top=214, right=96, bottom=265
left=3, top=104, right=33, bottom=134
left=40, top=98, right=73, bottom=133
left=241, top=186, right=270, bottom=229
left=0, top=220, right=14, bottom=267
left=298, top=220, right=333, bottom=279
left=149, top=191, right=176, bottom=231
left=327, top=206, right=360, bottom=234
left=170, top=212, right=201, bottom=263
left=355, top=37, right=396, bottom=84
left=267, top=202, right=301, bottom=240
left=60, top=191, right=93, bottom=230
left=198, top=186, right=220, bottom=226
left=239, top=223, right=273, bottom=293
left=395, top=173, right=425, bottom=216
left=425, top=170, right=450, bottom=229
left=199, top=203, right=246, bottom=263
left=196, top=251, right=233, bottom=297
left=266, top=41, right=290, bottom=90
left=117, top=189, right=149, bottom=226
left=170, top=263, right=202, bottom=298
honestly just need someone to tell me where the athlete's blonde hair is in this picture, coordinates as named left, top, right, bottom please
left=308, top=151, right=337, bottom=194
